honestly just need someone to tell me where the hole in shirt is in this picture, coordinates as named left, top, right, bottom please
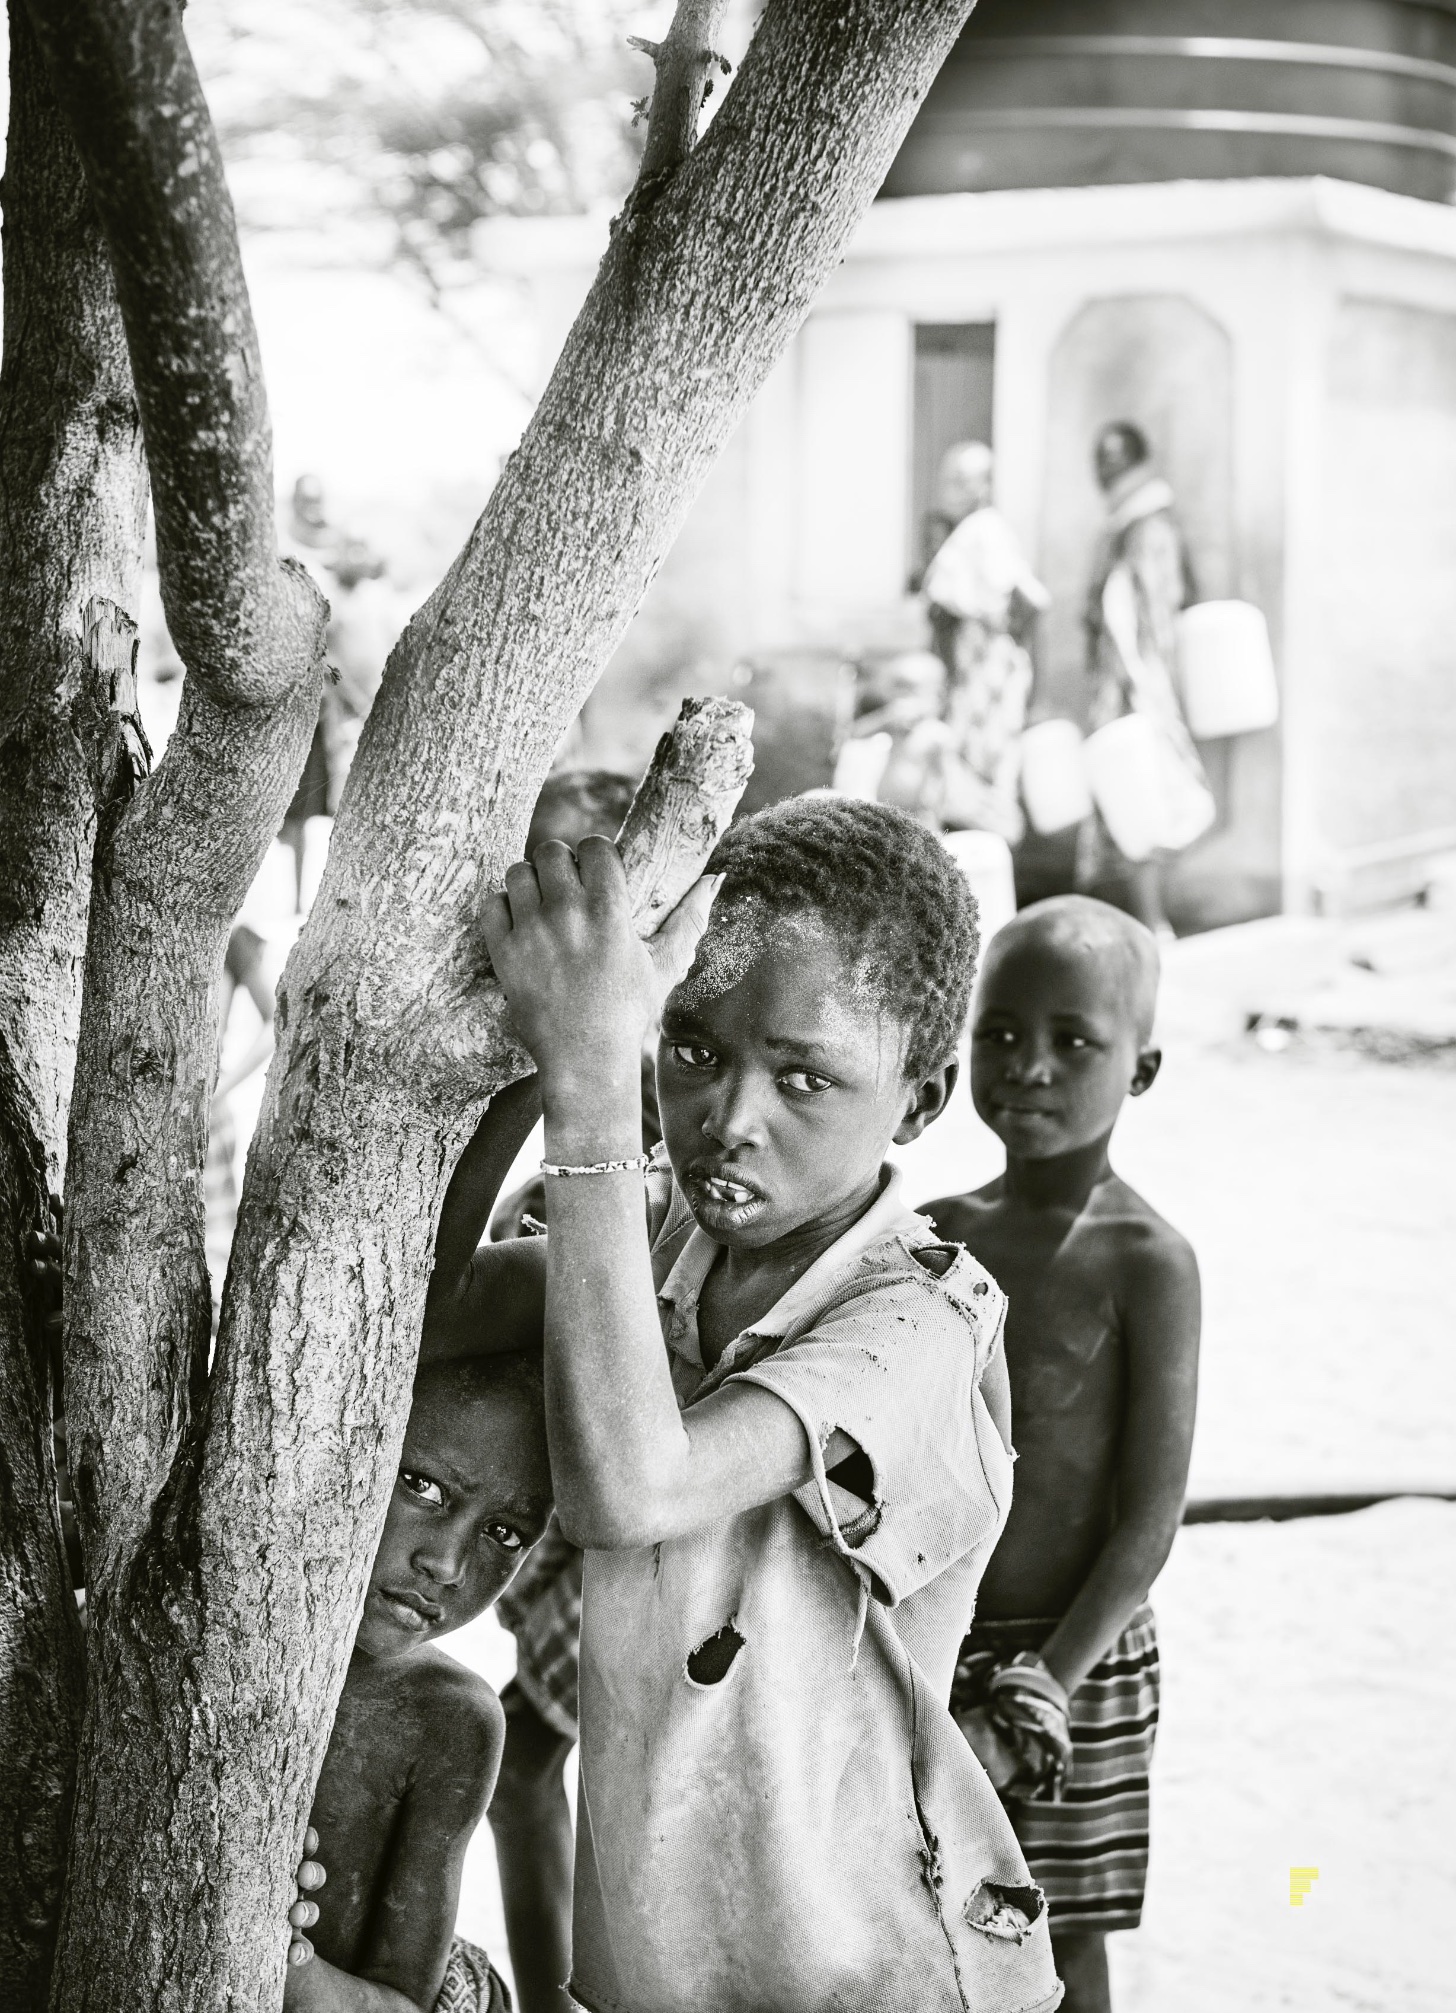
left=826, top=1443, right=876, bottom=1504
left=685, top=1621, right=745, bottom=1686
left=824, top=1431, right=881, bottom=1545
left=911, top=1242, right=961, bottom=1278
left=964, top=1880, right=1045, bottom=1943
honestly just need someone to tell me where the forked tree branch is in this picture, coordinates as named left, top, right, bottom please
left=628, top=0, right=733, bottom=190
left=24, top=0, right=328, bottom=1589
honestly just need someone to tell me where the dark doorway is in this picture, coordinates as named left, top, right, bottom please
left=912, top=323, right=996, bottom=580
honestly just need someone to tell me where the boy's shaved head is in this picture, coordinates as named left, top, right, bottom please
left=985, top=896, right=1160, bottom=1042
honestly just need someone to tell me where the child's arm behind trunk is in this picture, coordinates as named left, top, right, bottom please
left=420, top=1073, right=544, bottom=1367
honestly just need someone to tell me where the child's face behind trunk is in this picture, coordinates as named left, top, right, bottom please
left=657, top=915, right=941, bottom=1252
left=355, top=1379, right=552, bottom=1660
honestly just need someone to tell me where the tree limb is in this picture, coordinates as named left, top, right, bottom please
left=628, top=0, right=733, bottom=192
left=22, top=0, right=329, bottom=1590
left=0, top=1, right=145, bottom=1994
left=23, top=0, right=321, bottom=706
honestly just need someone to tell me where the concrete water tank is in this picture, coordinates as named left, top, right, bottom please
left=884, top=0, right=1456, bottom=204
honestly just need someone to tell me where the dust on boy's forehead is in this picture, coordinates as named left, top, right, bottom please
left=677, top=795, right=981, bottom=1084
left=674, top=897, right=873, bottom=1015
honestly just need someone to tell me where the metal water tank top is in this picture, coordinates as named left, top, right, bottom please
left=884, top=0, right=1456, bottom=204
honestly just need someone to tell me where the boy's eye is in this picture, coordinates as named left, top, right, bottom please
left=486, top=1522, right=524, bottom=1552
left=975, top=1025, right=1017, bottom=1046
left=669, top=1041, right=717, bottom=1070
left=1056, top=1032, right=1091, bottom=1051
left=399, top=1469, right=445, bottom=1508
left=779, top=1069, right=834, bottom=1095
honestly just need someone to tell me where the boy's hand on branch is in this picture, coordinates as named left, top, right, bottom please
left=482, top=839, right=715, bottom=1105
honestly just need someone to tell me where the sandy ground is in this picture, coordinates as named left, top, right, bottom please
left=438, top=1027, right=1455, bottom=2008
left=1112, top=1499, right=1455, bottom=2013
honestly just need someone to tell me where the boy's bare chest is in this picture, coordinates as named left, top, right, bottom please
left=953, top=1210, right=1126, bottom=1411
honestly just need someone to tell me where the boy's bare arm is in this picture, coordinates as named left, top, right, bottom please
left=419, top=1074, right=543, bottom=1366
left=535, top=1153, right=826, bottom=1548
left=1038, top=1227, right=1200, bottom=1695
left=482, top=841, right=829, bottom=1549
left=427, top=1073, right=542, bottom=1309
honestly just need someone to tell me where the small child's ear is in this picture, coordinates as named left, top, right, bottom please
left=1130, top=1045, right=1162, bottom=1097
left=894, top=1059, right=958, bottom=1144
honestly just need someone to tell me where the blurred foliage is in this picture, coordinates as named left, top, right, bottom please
left=192, top=0, right=652, bottom=291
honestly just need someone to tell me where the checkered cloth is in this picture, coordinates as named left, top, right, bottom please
left=494, top=1515, right=583, bottom=1743
left=952, top=1606, right=1160, bottom=1934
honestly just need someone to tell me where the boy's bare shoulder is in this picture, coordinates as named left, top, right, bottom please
left=1091, top=1174, right=1199, bottom=1288
left=348, top=1648, right=503, bottom=1794
left=918, top=1180, right=1003, bottom=1240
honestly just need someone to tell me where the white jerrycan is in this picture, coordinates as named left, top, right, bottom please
left=941, top=828, right=1017, bottom=946
left=1084, top=713, right=1170, bottom=863
left=1175, top=600, right=1279, bottom=740
left=1018, top=718, right=1092, bottom=834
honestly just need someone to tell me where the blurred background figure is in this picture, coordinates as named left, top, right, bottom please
left=1078, top=423, right=1214, bottom=935
left=288, top=471, right=333, bottom=556
left=278, top=478, right=399, bottom=908
left=922, top=440, right=1051, bottom=844
left=204, top=921, right=283, bottom=1332
left=523, top=769, right=636, bottom=860
left=320, top=533, right=392, bottom=815
left=278, top=473, right=343, bottom=909
left=834, top=650, right=949, bottom=826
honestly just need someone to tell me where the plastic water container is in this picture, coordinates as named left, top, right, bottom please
left=941, top=828, right=1017, bottom=947
left=1019, top=718, right=1093, bottom=834
left=1176, top=600, right=1279, bottom=740
left=1084, top=714, right=1170, bottom=863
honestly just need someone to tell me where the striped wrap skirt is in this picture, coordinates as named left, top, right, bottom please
left=951, top=1605, right=1160, bottom=1935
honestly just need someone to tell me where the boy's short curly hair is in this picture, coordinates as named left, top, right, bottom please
left=703, top=796, right=979, bottom=1079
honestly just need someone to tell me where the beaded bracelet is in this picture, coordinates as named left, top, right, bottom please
left=540, top=1154, right=652, bottom=1179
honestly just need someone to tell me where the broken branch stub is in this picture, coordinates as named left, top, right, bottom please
left=450, top=696, right=752, bottom=1093
left=628, top=0, right=733, bottom=189
left=619, top=696, right=754, bottom=936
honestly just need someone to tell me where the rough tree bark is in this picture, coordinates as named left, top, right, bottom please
left=0, top=3, right=147, bottom=1996
left=10, top=1, right=979, bottom=2007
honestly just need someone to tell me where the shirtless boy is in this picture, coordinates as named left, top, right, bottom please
left=922, top=896, right=1200, bottom=2013
left=283, top=1155, right=554, bottom=2013
left=481, top=796, right=1062, bottom=2013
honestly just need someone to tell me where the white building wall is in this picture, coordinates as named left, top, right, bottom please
left=485, top=178, right=1456, bottom=922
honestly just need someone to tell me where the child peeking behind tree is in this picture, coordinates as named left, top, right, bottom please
left=478, top=796, right=1062, bottom=2013
left=922, top=897, right=1200, bottom=2013
left=282, top=1171, right=553, bottom=2013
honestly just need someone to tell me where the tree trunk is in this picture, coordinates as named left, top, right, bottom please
left=27, top=2, right=978, bottom=2007
left=0, top=2, right=147, bottom=1998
